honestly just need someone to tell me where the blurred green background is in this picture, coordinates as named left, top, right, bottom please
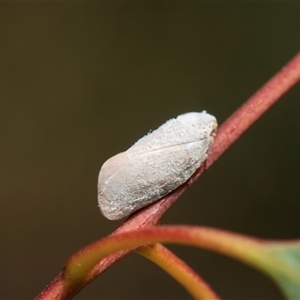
left=1, top=3, right=300, bottom=299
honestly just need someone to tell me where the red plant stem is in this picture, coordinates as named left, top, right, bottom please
left=69, top=225, right=300, bottom=284
left=35, top=53, right=300, bottom=300
left=207, top=52, right=300, bottom=167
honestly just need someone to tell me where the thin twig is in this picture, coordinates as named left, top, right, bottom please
left=35, top=52, right=300, bottom=300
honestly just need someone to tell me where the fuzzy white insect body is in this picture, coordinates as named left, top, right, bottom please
left=98, top=112, right=217, bottom=220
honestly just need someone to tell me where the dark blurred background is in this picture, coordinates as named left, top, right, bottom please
left=1, top=3, right=300, bottom=299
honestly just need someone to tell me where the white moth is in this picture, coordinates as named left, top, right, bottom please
left=98, top=111, right=217, bottom=220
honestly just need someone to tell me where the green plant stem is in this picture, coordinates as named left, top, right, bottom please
left=136, top=243, right=221, bottom=300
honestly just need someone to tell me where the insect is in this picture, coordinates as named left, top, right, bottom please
left=98, top=111, right=217, bottom=220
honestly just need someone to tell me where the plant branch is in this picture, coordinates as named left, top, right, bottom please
left=207, top=52, right=300, bottom=167
left=35, top=52, right=300, bottom=300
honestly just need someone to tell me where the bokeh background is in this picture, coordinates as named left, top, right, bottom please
left=1, top=3, right=300, bottom=299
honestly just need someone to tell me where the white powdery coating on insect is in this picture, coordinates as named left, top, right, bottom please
left=98, top=112, right=217, bottom=220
